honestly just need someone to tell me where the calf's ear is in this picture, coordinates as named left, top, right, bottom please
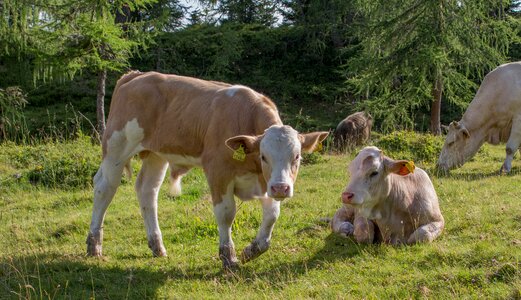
left=225, top=135, right=262, bottom=154
left=299, top=131, right=330, bottom=153
left=460, top=127, right=470, bottom=139
left=384, top=158, right=415, bottom=176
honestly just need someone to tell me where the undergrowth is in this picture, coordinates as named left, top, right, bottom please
left=375, top=130, right=444, bottom=164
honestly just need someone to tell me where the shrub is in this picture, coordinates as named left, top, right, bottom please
left=375, top=131, right=444, bottom=164
left=3, top=134, right=101, bottom=189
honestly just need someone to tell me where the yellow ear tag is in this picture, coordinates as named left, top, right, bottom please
left=406, top=161, right=415, bottom=173
left=314, top=142, right=323, bottom=153
left=232, top=145, right=246, bottom=162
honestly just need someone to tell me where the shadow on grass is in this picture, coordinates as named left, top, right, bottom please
left=232, top=231, right=379, bottom=284
left=0, top=253, right=217, bottom=299
left=430, top=165, right=521, bottom=181
left=0, top=232, right=397, bottom=298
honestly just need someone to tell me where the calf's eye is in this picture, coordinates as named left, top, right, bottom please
left=369, top=171, right=378, bottom=178
left=261, top=155, right=267, bottom=162
left=295, top=154, right=300, bottom=161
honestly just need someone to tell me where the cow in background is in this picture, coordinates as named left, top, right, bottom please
left=332, top=146, right=444, bottom=244
left=333, top=112, right=373, bottom=151
left=86, top=71, right=329, bottom=269
left=438, top=62, right=521, bottom=174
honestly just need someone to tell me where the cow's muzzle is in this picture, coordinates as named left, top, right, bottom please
left=341, top=192, right=354, bottom=204
left=270, top=183, right=291, bottom=199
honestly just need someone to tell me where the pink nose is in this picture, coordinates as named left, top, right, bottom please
left=271, top=183, right=290, bottom=198
left=342, top=192, right=354, bottom=204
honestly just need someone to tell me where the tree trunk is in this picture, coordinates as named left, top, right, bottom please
left=96, top=69, right=107, bottom=137
left=430, top=77, right=443, bottom=135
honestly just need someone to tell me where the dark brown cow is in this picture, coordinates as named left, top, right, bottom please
left=333, top=112, right=373, bottom=150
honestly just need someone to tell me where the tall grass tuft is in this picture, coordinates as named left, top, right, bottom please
left=0, top=86, right=30, bottom=143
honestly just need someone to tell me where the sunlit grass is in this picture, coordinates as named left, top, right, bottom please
left=0, top=139, right=520, bottom=298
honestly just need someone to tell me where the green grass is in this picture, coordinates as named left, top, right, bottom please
left=0, top=139, right=520, bottom=299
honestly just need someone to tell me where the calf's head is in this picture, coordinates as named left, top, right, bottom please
left=342, top=146, right=413, bottom=208
left=226, top=125, right=329, bottom=200
left=437, top=121, right=470, bottom=173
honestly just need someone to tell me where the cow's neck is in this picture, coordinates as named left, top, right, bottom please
left=459, top=116, right=491, bottom=162
left=360, top=181, right=393, bottom=220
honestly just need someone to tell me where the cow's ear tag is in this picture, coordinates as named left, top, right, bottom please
left=233, top=144, right=246, bottom=162
left=398, top=161, right=415, bottom=175
left=314, top=142, right=323, bottom=152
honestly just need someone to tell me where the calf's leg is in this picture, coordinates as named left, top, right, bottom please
left=87, top=155, right=130, bottom=256
left=407, top=221, right=444, bottom=244
left=501, top=116, right=521, bottom=173
left=241, top=197, right=280, bottom=263
left=331, top=206, right=355, bottom=237
left=87, top=119, right=145, bottom=256
left=353, top=215, right=376, bottom=244
left=213, top=190, right=239, bottom=269
left=135, top=152, right=169, bottom=256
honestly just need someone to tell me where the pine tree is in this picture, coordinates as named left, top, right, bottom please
left=0, top=0, right=160, bottom=136
left=198, top=0, right=280, bottom=26
left=346, top=0, right=519, bottom=134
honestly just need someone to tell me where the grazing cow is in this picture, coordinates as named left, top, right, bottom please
left=86, top=71, right=329, bottom=269
left=438, top=62, right=521, bottom=174
left=333, top=112, right=373, bottom=150
left=332, top=146, right=444, bottom=244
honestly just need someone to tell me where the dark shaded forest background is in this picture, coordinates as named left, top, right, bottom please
left=1, top=0, right=521, bottom=141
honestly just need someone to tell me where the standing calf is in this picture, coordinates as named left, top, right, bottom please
left=86, top=71, right=328, bottom=269
left=332, top=146, right=444, bottom=244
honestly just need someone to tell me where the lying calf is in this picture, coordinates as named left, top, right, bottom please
left=332, top=146, right=444, bottom=244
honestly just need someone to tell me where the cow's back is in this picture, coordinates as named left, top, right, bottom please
left=104, top=72, right=281, bottom=157
left=464, top=62, right=521, bottom=124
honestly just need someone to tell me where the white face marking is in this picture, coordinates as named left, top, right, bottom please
left=259, top=125, right=302, bottom=200
left=344, top=146, right=386, bottom=208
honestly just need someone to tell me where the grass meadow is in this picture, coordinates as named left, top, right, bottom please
left=0, top=135, right=520, bottom=299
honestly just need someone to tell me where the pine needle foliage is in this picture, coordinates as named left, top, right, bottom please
left=345, top=0, right=520, bottom=133
left=0, top=0, right=159, bottom=82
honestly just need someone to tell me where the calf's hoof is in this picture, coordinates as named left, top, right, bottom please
left=86, top=232, right=103, bottom=256
left=500, top=161, right=512, bottom=174
left=220, top=245, right=239, bottom=270
left=241, top=240, right=268, bottom=264
left=148, top=238, right=168, bottom=257
left=337, top=222, right=354, bottom=237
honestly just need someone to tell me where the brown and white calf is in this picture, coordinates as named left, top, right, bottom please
left=86, top=71, right=328, bottom=269
left=332, top=146, right=444, bottom=244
